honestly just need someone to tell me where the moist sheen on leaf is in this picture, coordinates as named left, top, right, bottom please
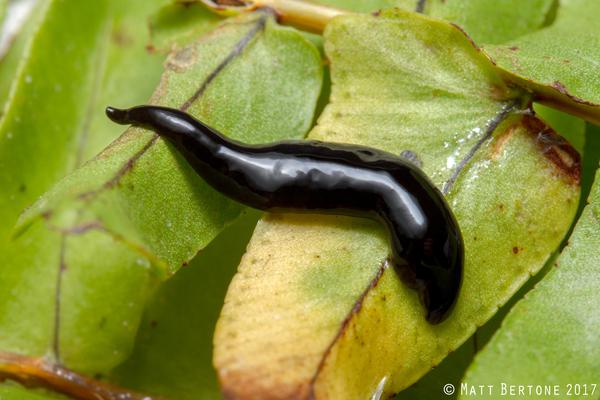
left=213, top=9, right=581, bottom=399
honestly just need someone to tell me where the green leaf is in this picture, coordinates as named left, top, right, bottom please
left=4, top=10, right=322, bottom=378
left=396, top=338, right=474, bottom=399
left=461, top=167, right=600, bottom=398
left=0, top=0, right=172, bottom=384
left=485, top=0, right=600, bottom=123
left=213, top=9, right=580, bottom=398
left=427, top=0, right=556, bottom=44
left=147, top=1, right=220, bottom=53
left=0, top=0, right=162, bottom=371
left=0, top=0, right=115, bottom=368
left=0, top=0, right=164, bottom=240
left=0, top=0, right=5, bottom=23
left=0, top=382, right=68, bottom=400
left=0, top=0, right=166, bottom=331
left=110, top=211, right=261, bottom=400
left=0, top=1, right=47, bottom=114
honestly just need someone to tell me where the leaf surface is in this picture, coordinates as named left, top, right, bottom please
left=460, top=134, right=600, bottom=399
left=3, top=10, right=321, bottom=378
left=0, top=382, right=68, bottom=400
left=0, top=0, right=44, bottom=110
left=427, top=0, right=556, bottom=44
left=213, top=10, right=581, bottom=399
left=485, top=0, right=600, bottom=123
left=0, top=0, right=166, bottom=375
left=147, top=1, right=220, bottom=53
left=110, top=211, right=261, bottom=400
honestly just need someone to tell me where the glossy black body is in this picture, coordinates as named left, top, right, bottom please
left=106, top=105, right=463, bottom=324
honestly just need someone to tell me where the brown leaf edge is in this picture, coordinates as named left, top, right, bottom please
left=0, top=352, right=163, bottom=400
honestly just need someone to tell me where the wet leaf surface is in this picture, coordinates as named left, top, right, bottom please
left=213, top=10, right=581, bottom=399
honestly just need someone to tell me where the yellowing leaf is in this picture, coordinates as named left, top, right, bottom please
left=213, top=10, right=580, bottom=398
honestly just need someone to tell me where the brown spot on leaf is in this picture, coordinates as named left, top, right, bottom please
left=509, top=46, right=519, bottom=51
left=111, top=27, right=133, bottom=47
left=523, top=115, right=581, bottom=184
left=491, top=124, right=516, bottom=159
left=166, top=46, right=197, bottom=72
left=551, top=81, right=598, bottom=107
left=145, top=43, right=157, bottom=54
left=489, top=84, right=511, bottom=101
left=512, top=246, right=519, bottom=254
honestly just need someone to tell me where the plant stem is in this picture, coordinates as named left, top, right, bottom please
left=201, top=0, right=348, bottom=33
left=0, top=351, right=159, bottom=400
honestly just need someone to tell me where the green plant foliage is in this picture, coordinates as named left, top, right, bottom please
left=396, top=339, right=474, bottom=399
left=2, top=9, right=321, bottom=377
left=427, top=0, right=556, bottom=44
left=462, top=167, right=600, bottom=399
left=213, top=9, right=581, bottom=399
left=0, top=0, right=165, bottom=373
left=0, top=0, right=597, bottom=398
left=486, top=0, right=600, bottom=121
left=0, top=382, right=68, bottom=400
left=110, top=210, right=261, bottom=399
left=147, top=1, right=220, bottom=53
left=0, top=1, right=48, bottom=114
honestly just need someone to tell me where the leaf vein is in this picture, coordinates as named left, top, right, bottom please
left=308, top=259, right=389, bottom=397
